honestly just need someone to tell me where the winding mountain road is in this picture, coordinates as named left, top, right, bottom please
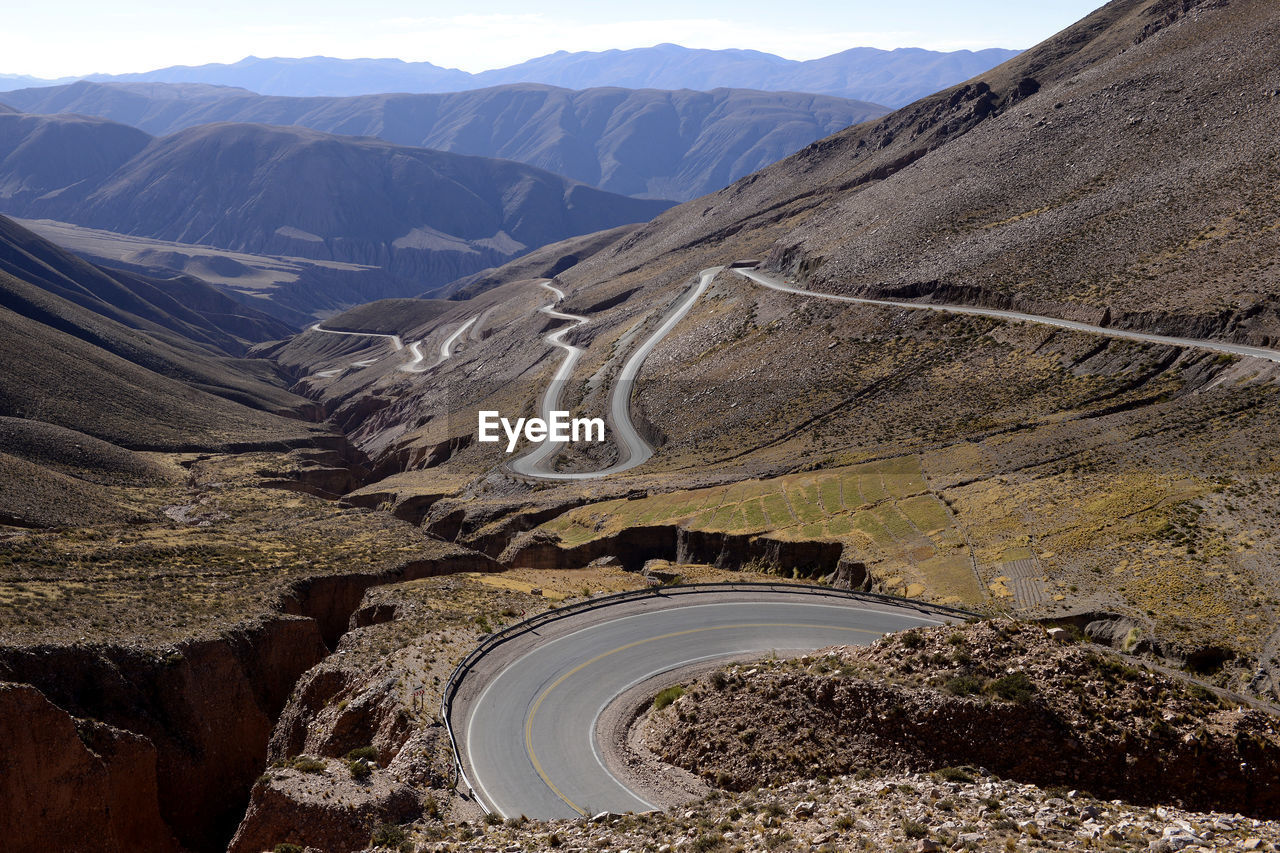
left=310, top=264, right=1279, bottom=470
left=736, top=268, right=1280, bottom=364
left=438, top=317, right=478, bottom=364
left=399, top=317, right=477, bottom=373
left=509, top=268, right=719, bottom=479
left=452, top=587, right=952, bottom=820
left=511, top=264, right=1279, bottom=482
left=508, top=283, right=591, bottom=477
left=309, top=323, right=403, bottom=377
left=309, top=318, right=476, bottom=377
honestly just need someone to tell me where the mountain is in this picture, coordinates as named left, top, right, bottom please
left=531, top=0, right=1280, bottom=337
left=0, top=214, right=345, bottom=526
left=11, top=217, right=411, bottom=326
left=0, top=81, right=888, bottom=201
left=0, top=112, right=150, bottom=202
left=7, top=45, right=1020, bottom=108
left=0, top=115, right=673, bottom=310
left=262, top=0, right=1280, bottom=669
left=94, top=55, right=474, bottom=98
left=470, top=44, right=1022, bottom=108
left=0, top=72, right=75, bottom=90
left=0, top=215, right=290, bottom=352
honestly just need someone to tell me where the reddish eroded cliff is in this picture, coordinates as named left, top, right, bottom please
left=0, top=681, right=181, bottom=853
left=0, top=616, right=329, bottom=850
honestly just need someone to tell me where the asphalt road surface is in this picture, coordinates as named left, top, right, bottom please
left=400, top=316, right=476, bottom=373
left=737, top=268, right=1280, bottom=364
left=510, top=268, right=720, bottom=480
left=456, top=588, right=950, bottom=819
left=509, top=282, right=591, bottom=477
left=309, top=317, right=475, bottom=376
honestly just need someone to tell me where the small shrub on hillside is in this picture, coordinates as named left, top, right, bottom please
left=347, top=759, right=372, bottom=781
left=1188, top=683, right=1221, bottom=706
left=274, top=845, right=303, bottom=853
left=369, top=822, right=406, bottom=848
left=987, top=671, right=1036, bottom=703
left=944, top=675, right=984, bottom=697
left=691, top=833, right=724, bottom=851
left=764, top=831, right=793, bottom=849
left=345, top=746, right=378, bottom=762
left=935, top=766, right=976, bottom=783
left=654, top=685, right=686, bottom=710
left=275, top=755, right=326, bottom=773
left=901, top=818, right=929, bottom=839
left=423, top=793, right=440, bottom=819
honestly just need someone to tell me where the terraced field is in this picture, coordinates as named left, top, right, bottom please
left=537, top=456, right=983, bottom=605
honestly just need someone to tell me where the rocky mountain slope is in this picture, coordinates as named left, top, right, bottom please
left=650, top=621, right=1280, bottom=815
left=12, top=45, right=1020, bottom=106
left=0, top=114, right=672, bottom=308
left=0, top=215, right=346, bottom=526
left=0, top=214, right=289, bottom=351
left=258, top=0, right=1280, bottom=684
left=413, top=773, right=1280, bottom=852
left=543, top=0, right=1280, bottom=334
left=10, top=216, right=411, bottom=326
left=0, top=81, right=888, bottom=201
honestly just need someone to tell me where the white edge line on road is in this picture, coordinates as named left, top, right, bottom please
left=586, top=647, right=790, bottom=815
left=465, top=670, right=510, bottom=819
left=462, top=596, right=948, bottom=817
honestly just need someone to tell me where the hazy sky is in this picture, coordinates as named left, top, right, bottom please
left=5, top=1, right=1108, bottom=78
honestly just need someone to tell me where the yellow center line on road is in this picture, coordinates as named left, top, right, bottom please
left=522, top=622, right=879, bottom=816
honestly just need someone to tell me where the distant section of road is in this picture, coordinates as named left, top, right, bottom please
left=309, top=317, right=476, bottom=376
left=307, top=323, right=405, bottom=377
left=438, top=317, right=478, bottom=364
left=737, top=269, right=1280, bottom=364
left=399, top=316, right=477, bottom=373
left=452, top=586, right=953, bottom=820
left=309, top=322, right=403, bottom=350
left=509, top=282, right=591, bottom=477
left=510, top=268, right=721, bottom=480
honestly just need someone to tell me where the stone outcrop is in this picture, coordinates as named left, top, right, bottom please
left=228, top=762, right=420, bottom=853
left=0, top=549, right=493, bottom=851
left=0, top=682, right=181, bottom=853
left=502, top=523, right=844, bottom=577
left=0, top=616, right=328, bottom=851
left=278, top=551, right=497, bottom=647
left=269, top=669, right=416, bottom=769
left=651, top=621, right=1280, bottom=817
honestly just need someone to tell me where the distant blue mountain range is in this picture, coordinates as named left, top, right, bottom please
left=9, top=44, right=1020, bottom=108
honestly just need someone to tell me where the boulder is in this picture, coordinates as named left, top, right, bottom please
left=228, top=762, right=420, bottom=853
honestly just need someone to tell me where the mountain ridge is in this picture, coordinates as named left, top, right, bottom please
left=0, top=81, right=888, bottom=201
left=0, top=114, right=672, bottom=312
left=6, top=44, right=1021, bottom=108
